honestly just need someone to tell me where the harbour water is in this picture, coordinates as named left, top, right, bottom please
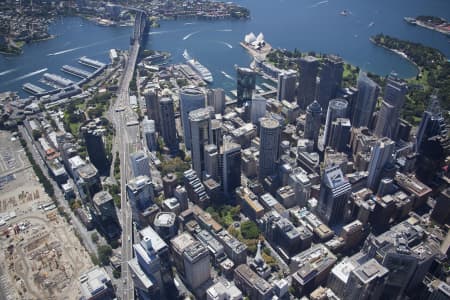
left=1, top=0, right=449, bottom=96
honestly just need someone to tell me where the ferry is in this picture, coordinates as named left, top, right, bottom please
left=183, top=50, right=213, bottom=83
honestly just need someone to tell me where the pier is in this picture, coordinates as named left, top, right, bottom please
left=22, top=83, right=46, bottom=96
left=79, top=56, right=106, bottom=69
left=41, top=73, right=74, bottom=88
left=61, top=65, right=92, bottom=78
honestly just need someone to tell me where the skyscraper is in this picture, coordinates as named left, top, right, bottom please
left=189, top=107, right=211, bottom=178
left=297, top=56, right=319, bottom=109
left=250, top=95, right=267, bottom=124
left=317, top=55, right=344, bottom=112
left=415, top=95, right=447, bottom=153
left=328, top=118, right=351, bottom=152
left=323, top=98, right=348, bottom=147
left=367, top=137, right=395, bottom=191
left=206, top=88, right=225, bottom=114
left=142, top=117, right=157, bottom=152
left=126, top=175, right=154, bottom=226
left=236, top=67, right=256, bottom=106
left=159, top=97, right=179, bottom=154
left=221, top=141, right=241, bottom=197
left=374, top=73, right=408, bottom=139
left=209, top=119, right=222, bottom=151
left=130, top=151, right=151, bottom=178
left=204, top=144, right=219, bottom=180
left=259, top=118, right=281, bottom=182
left=277, top=69, right=297, bottom=102
left=81, top=124, right=109, bottom=175
left=318, top=165, right=351, bottom=225
left=352, top=71, right=379, bottom=128
left=304, top=100, right=323, bottom=150
left=144, top=89, right=160, bottom=131
left=128, top=228, right=167, bottom=300
left=179, top=86, right=205, bottom=150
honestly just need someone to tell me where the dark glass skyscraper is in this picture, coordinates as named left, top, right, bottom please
left=236, top=67, right=256, bottom=106
left=159, top=97, right=179, bottom=154
left=144, top=89, right=160, bottom=131
left=317, top=55, right=344, bottom=112
left=297, top=56, right=319, bottom=109
left=374, top=73, right=408, bottom=140
left=318, top=165, right=351, bottom=225
left=259, top=118, right=281, bottom=182
left=304, top=100, right=323, bottom=150
left=415, top=95, right=447, bottom=153
left=323, top=98, right=348, bottom=147
left=352, top=71, right=379, bottom=128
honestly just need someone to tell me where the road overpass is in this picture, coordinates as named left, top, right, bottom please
left=110, top=9, right=147, bottom=300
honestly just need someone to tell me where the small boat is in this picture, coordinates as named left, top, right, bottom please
left=340, top=10, right=349, bottom=16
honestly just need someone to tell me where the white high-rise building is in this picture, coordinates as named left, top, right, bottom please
left=250, top=95, right=267, bottom=124
left=189, top=107, right=212, bottom=178
left=179, top=86, right=206, bottom=150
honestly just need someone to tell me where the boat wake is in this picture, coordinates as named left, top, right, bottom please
left=184, top=22, right=195, bottom=25
left=183, top=31, right=200, bottom=41
left=310, top=0, right=328, bottom=8
left=221, top=71, right=234, bottom=80
left=7, top=68, right=48, bottom=83
left=219, top=41, right=233, bottom=49
left=149, top=30, right=169, bottom=35
left=217, top=29, right=232, bottom=32
left=0, top=68, right=17, bottom=76
left=47, top=46, right=83, bottom=56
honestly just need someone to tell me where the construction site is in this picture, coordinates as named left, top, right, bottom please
left=0, top=130, right=94, bottom=300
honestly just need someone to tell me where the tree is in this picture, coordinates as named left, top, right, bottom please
left=97, top=245, right=113, bottom=266
left=240, top=220, right=260, bottom=240
left=32, top=129, right=41, bottom=141
left=91, top=232, right=99, bottom=244
left=113, top=269, right=121, bottom=279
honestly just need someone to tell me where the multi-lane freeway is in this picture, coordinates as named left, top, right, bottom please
left=111, top=10, right=147, bottom=300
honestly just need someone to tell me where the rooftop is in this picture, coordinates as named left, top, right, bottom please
left=92, top=191, right=113, bottom=207
left=139, top=226, right=168, bottom=254
left=79, top=267, right=111, bottom=299
left=184, top=241, right=209, bottom=262
left=154, top=212, right=176, bottom=227
left=171, top=232, right=196, bottom=254
left=291, top=244, right=337, bottom=282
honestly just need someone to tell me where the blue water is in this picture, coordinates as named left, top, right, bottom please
left=1, top=0, right=449, bottom=96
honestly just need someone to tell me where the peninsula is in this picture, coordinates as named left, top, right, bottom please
left=404, top=15, right=450, bottom=36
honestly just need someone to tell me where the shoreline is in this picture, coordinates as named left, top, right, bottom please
left=369, top=37, right=419, bottom=78
left=404, top=17, right=450, bottom=36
